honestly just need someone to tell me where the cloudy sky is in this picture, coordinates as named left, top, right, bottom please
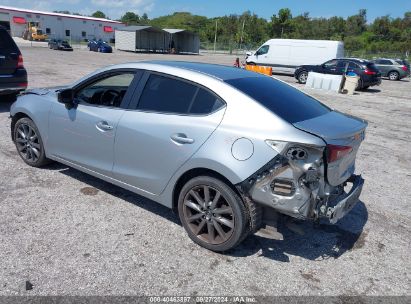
left=0, top=0, right=409, bottom=20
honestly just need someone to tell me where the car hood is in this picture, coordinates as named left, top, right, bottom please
left=23, top=86, right=68, bottom=96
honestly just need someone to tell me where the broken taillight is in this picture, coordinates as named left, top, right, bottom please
left=327, top=145, right=352, bottom=163
left=17, top=54, right=24, bottom=68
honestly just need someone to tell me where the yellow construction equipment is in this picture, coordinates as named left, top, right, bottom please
left=23, top=22, right=48, bottom=41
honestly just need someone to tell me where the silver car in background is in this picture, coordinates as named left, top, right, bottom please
left=10, top=61, right=367, bottom=252
left=372, top=58, right=409, bottom=80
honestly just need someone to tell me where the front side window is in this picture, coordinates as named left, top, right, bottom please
left=75, top=72, right=135, bottom=107
left=256, top=45, right=269, bottom=55
left=137, top=74, right=224, bottom=115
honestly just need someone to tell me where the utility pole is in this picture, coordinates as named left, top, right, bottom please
left=240, top=19, right=245, bottom=51
left=214, top=19, right=218, bottom=53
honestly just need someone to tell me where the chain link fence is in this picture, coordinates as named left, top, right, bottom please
left=342, top=50, right=409, bottom=60
left=199, top=41, right=260, bottom=56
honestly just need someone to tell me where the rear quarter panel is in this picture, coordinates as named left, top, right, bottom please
left=158, top=78, right=325, bottom=207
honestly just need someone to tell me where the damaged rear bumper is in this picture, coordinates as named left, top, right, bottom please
left=236, top=151, right=364, bottom=224
left=323, top=174, right=364, bottom=224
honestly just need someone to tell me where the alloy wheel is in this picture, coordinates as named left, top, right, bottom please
left=15, top=123, right=41, bottom=163
left=182, top=185, right=235, bottom=245
left=389, top=72, right=399, bottom=81
left=299, top=71, right=308, bottom=83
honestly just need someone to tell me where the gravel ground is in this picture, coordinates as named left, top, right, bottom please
left=0, top=46, right=410, bottom=296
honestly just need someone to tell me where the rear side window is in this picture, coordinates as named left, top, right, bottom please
left=377, top=59, right=392, bottom=65
left=190, top=88, right=224, bottom=114
left=0, top=30, right=17, bottom=51
left=226, top=77, right=331, bottom=123
left=137, top=74, right=224, bottom=115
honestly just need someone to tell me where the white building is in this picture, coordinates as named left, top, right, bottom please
left=0, top=5, right=124, bottom=42
left=115, top=26, right=200, bottom=54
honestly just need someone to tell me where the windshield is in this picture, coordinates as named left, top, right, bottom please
left=226, top=77, right=331, bottom=123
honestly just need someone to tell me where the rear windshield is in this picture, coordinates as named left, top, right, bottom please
left=0, top=30, right=17, bottom=51
left=366, top=63, right=378, bottom=70
left=226, top=77, right=331, bottom=123
left=396, top=59, right=409, bottom=66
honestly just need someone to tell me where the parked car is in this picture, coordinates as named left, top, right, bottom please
left=87, top=40, right=112, bottom=53
left=245, top=39, right=344, bottom=75
left=10, top=61, right=367, bottom=252
left=372, top=58, right=409, bottom=80
left=395, top=59, right=410, bottom=76
left=0, top=25, right=27, bottom=100
left=48, top=39, right=73, bottom=51
left=294, top=58, right=381, bottom=90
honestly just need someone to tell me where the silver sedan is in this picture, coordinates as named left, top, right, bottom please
left=10, top=61, right=367, bottom=251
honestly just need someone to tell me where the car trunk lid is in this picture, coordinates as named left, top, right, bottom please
left=293, top=111, right=367, bottom=186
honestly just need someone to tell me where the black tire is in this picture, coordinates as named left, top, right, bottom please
left=13, top=117, right=51, bottom=167
left=239, top=196, right=262, bottom=242
left=355, top=78, right=363, bottom=91
left=247, top=62, right=256, bottom=66
left=388, top=71, right=400, bottom=81
left=297, top=70, right=308, bottom=84
left=178, top=176, right=248, bottom=252
left=1, top=93, right=18, bottom=103
left=362, top=85, right=370, bottom=90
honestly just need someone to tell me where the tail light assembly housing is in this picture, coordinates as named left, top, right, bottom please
left=17, top=54, right=24, bottom=68
left=364, top=69, right=376, bottom=75
left=402, top=65, right=408, bottom=71
left=327, top=145, right=352, bottom=163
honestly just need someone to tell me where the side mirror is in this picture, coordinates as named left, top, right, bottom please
left=58, top=88, right=76, bottom=110
left=246, top=51, right=252, bottom=57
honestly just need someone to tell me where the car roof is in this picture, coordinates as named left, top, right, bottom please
left=339, top=57, right=372, bottom=64
left=141, top=61, right=264, bottom=81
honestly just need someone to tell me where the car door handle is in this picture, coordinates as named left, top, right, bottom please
left=96, top=121, right=113, bottom=131
left=170, top=133, right=195, bottom=144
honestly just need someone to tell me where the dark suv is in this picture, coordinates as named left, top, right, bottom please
left=295, top=58, right=381, bottom=90
left=0, top=26, right=27, bottom=100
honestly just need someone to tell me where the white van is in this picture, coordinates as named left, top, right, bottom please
left=245, top=39, right=344, bottom=75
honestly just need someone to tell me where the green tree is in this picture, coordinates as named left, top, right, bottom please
left=120, top=12, right=141, bottom=25
left=91, top=11, right=107, bottom=19
left=345, top=9, right=367, bottom=36
left=270, top=8, right=293, bottom=37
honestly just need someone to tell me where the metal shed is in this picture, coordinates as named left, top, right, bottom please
left=115, top=25, right=168, bottom=52
left=163, top=29, right=199, bottom=54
